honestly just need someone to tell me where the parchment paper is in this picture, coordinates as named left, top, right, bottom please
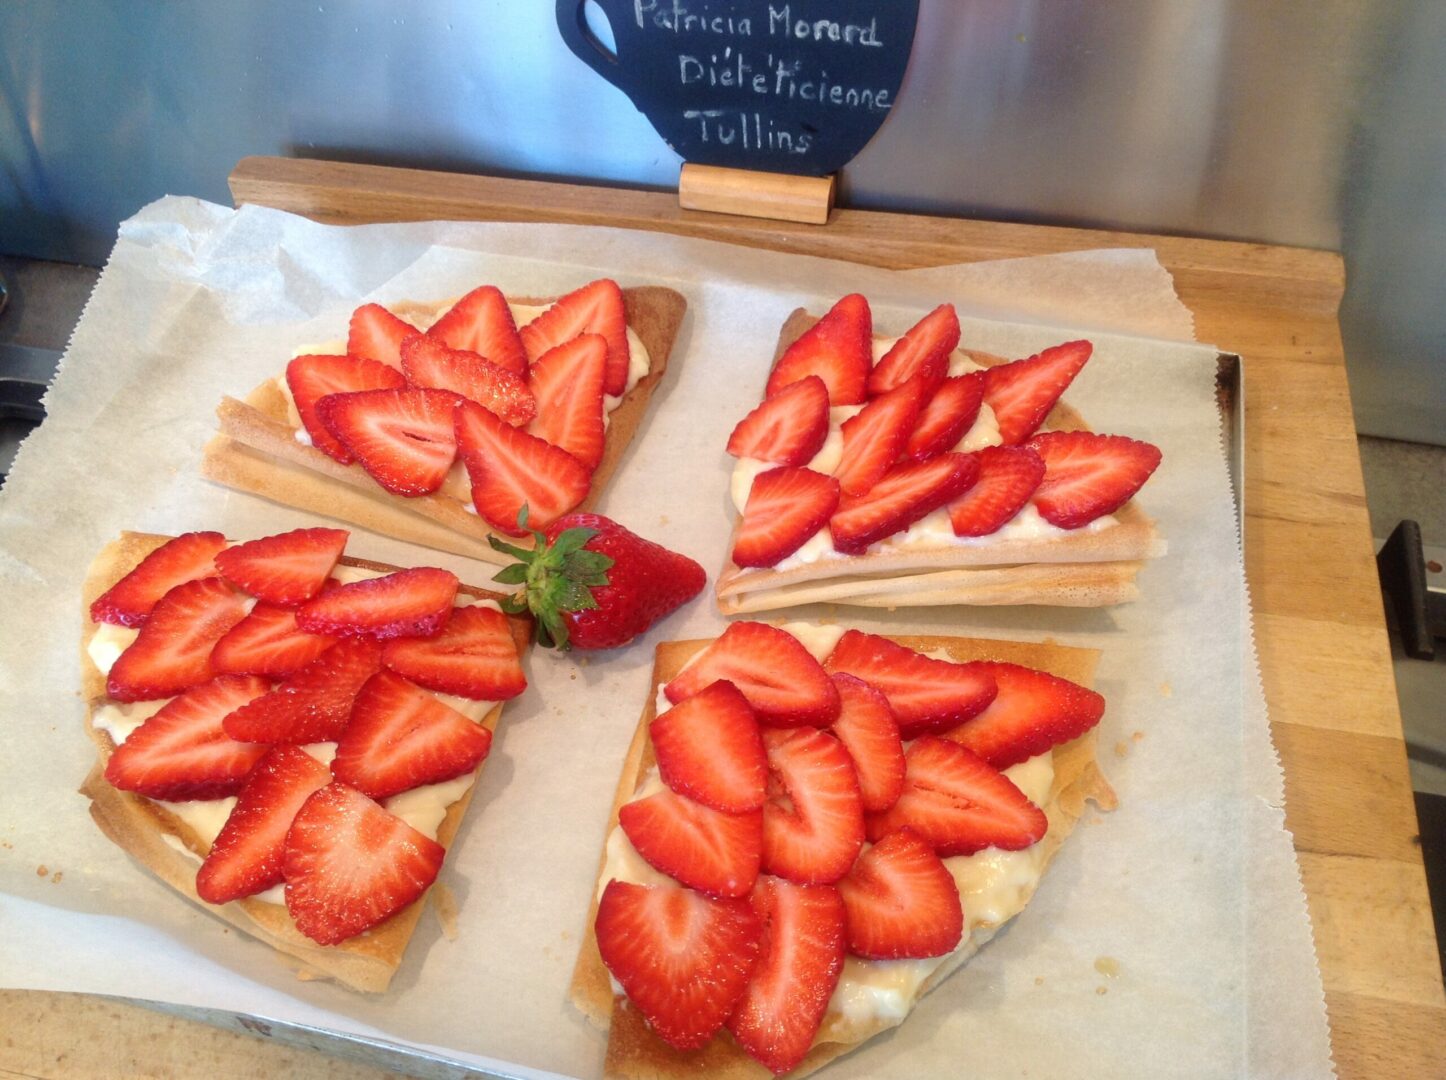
left=0, top=198, right=1331, bottom=1079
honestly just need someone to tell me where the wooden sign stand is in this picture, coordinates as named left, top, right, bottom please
left=678, top=163, right=835, bottom=226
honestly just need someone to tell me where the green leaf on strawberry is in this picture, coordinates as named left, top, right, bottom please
left=490, top=506, right=614, bottom=650
left=490, top=506, right=706, bottom=651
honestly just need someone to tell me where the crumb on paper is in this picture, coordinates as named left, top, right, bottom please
left=1094, top=956, right=1121, bottom=978
left=51, top=870, right=63, bottom=884
left=1132, top=730, right=1145, bottom=742
left=1034, top=975, right=1045, bottom=986
left=36, top=864, right=48, bottom=877
left=1095, top=985, right=1109, bottom=996
left=432, top=883, right=460, bottom=941
left=579, top=656, right=591, bottom=667
left=1114, top=741, right=1129, bottom=759
left=570, top=672, right=577, bottom=681
left=1158, top=682, right=1172, bottom=697
left=659, top=514, right=670, bottom=526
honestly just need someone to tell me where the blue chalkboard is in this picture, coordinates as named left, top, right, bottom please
left=557, top=1, right=919, bottom=177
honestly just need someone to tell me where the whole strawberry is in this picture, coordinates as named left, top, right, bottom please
left=491, top=509, right=705, bottom=650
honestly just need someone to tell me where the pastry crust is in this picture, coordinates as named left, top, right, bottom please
left=203, top=286, right=688, bottom=563
left=570, top=632, right=1116, bottom=1078
left=81, top=532, right=532, bottom=993
left=715, top=311, right=1164, bottom=613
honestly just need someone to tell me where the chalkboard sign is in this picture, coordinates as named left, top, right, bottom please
left=557, top=0, right=919, bottom=177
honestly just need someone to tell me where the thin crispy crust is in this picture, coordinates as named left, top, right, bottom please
left=80, top=532, right=532, bottom=993
left=715, top=310, right=1164, bottom=612
left=203, top=286, right=688, bottom=563
left=570, top=633, right=1116, bottom=1079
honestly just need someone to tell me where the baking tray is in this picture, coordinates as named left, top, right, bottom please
left=127, top=354, right=1248, bottom=1079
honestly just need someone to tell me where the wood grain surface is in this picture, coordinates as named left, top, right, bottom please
left=7, top=156, right=1438, bottom=1079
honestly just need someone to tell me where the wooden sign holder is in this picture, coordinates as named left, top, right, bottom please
left=678, top=163, right=835, bottom=226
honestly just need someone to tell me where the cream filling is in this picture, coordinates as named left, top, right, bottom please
left=88, top=566, right=503, bottom=907
left=279, top=300, right=652, bottom=461
left=729, top=339, right=1120, bottom=569
left=604, top=622, right=1056, bottom=1027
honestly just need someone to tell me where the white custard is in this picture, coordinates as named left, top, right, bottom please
left=606, top=622, right=1058, bottom=1031
left=87, top=623, right=139, bottom=675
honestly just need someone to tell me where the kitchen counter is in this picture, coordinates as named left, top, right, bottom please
left=4, top=158, right=1441, bottom=1078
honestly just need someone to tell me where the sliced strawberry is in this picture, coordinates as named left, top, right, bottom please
left=107, top=578, right=249, bottom=702
left=595, top=880, right=760, bottom=1051
left=905, top=371, right=985, bottom=461
left=223, top=638, right=384, bottom=744
left=286, top=353, right=407, bottom=464
left=725, top=374, right=829, bottom=466
left=651, top=680, right=766, bottom=814
left=399, top=333, right=536, bottom=426
left=195, top=745, right=331, bottom=904
left=981, top=340, right=1091, bottom=445
left=946, top=444, right=1044, bottom=537
left=382, top=604, right=526, bottom=700
left=347, top=303, right=419, bottom=369
left=726, top=876, right=846, bottom=1075
left=619, top=790, right=762, bottom=899
left=283, top=783, right=444, bottom=945
left=664, top=622, right=840, bottom=727
left=525, top=334, right=607, bottom=470
left=837, top=829, right=963, bottom=959
left=518, top=278, right=631, bottom=396
left=90, top=532, right=227, bottom=627
left=833, top=371, right=935, bottom=497
left=765, top=294, right=871, bottom=406
left=829, top=673, right=905, bottom=813
left=760, top=727, right=864, bottom=885
left=316, top=387, right=463, bottom=497
left=296, top=567, right=458, bottom=640
left=828, top=452, right=979, bottom=555
left=210, top=602, right=338, bottom=678
left=331, top=671, right=492, bottom=799
left=867, top=737, right=1048, bottom=856
left=732, top=467, right=839, bottom=569
left=214, top=528, right=349, bottom=606
left=824, top=630, right=998, bottom=738
left=868, top=303, right=960, bottom=396
left=1028, top=431, right=1163, bottom=528
left=943, top=661, right=1105, bottom=768
left=104, top=675, right=271, bottom=800
left=425, top=285, right=528, bottom=375
left=455, top=399, right=592, bottom=535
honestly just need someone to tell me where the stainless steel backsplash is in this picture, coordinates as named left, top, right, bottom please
left=2, top=0, right=1439, bottom=443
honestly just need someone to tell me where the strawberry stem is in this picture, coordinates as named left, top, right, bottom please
left=489, top=506, right=613, bottom=651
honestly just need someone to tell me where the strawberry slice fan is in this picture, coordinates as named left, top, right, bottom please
left=204, top=278, right=687, bottom=563
left=80, top=528, right=532, bottom=993
left=717, top=294, right=1166, bottom=616
left=572, top=622, right=1117, bottom=1078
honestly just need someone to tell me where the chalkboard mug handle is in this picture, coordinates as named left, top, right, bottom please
left=555, top=0, right=634, bottom=96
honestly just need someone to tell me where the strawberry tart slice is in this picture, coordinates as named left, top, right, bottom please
left=81, top=528, right=531, bottom=991
left=570, top=620, right=1116, bottom=1077
left=716, top=295, right=1166, bottom=614
left=203, top=279, right=686, bottom=562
